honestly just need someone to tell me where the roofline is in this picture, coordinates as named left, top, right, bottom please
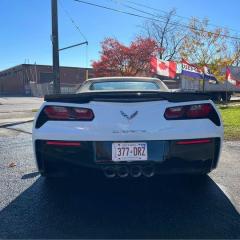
left=85, top=76, right=162, bottom=82
left=0, top=64, right=23, bottom=72
left=0, top=64, right=92, bottom=73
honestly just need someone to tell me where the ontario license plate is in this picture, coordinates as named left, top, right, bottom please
left=112, top=142, right=148, bottom=162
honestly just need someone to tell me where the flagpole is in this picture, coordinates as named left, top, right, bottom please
left=225, top=66, right=228, bottom=105
left=202, top=73, right=205, bottom=92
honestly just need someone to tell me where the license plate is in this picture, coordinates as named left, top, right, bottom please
left=112, top=142, right=148, bottom=162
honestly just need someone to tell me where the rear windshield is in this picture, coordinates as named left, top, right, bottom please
left=89, top=81, right=160, bottom=91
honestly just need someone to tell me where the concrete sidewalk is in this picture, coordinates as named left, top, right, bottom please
left=0, top=118, right=34, bottom=128
left=0, top=97, right=42, bottom=126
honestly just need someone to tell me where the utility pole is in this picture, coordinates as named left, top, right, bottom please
left=51, top=0, right=61, bottom=94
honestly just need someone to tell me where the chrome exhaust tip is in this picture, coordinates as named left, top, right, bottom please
left=117, top=166, right=129, bottom=178
left=103, top=166, right=116, bottom=178
left=142, top=165, right=155, bottom=178
left=130, top=165, right=142, bottom=178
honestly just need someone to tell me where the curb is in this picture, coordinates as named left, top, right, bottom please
left=0, top=119, right=34, bottom=128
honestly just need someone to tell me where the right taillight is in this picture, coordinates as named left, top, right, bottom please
left=36, top=105, right=94, bottom=128
left=164, top=103, right=220, bottom=126
left=186, top=104, right=212, bottom=118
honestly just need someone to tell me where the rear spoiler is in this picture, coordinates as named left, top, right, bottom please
left=44, top=91, right=212, bottom=103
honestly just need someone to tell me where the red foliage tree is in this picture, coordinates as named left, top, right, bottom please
left=92, top=37, right=159, bottom=77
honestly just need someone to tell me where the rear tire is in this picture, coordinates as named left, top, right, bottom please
left=183, top=172, right=209, bottom=186
left=40, top=161, right=66, bottom=179
left=211, top=93, right=222, bottom=103
left=221, top=92, right=232, bottom=102
left=41, top=170, right=64, bottom=179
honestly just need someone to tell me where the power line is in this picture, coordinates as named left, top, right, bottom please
left=59, top=0, right=88, bottom=42
left=124, top=0, right=240, bottom=35
left=108, top=0, right=174, bottom=21
left=108, top=0, right=185, bottom=31
left=73, top=0, right=240, bottom=40
left=111, top=0, right=237, bottom=35
left=59, top=1, right=89, bottom=69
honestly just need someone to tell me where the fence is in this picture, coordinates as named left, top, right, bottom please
left=29, top=82, right=80, bottom=97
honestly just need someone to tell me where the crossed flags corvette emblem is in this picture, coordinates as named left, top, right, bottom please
left=120, top=110, right=138, bottom=120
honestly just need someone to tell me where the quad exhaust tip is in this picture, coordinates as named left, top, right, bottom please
left=130, top=165, right=142, bottom=178
left=103, top=165, right=155, bottom=178
left=103, top=166, right=116, bottom=178
left=142, top=165, right=155, bottom=177
left=117, top=166, right=129, bottom=178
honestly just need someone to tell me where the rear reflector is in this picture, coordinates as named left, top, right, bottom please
left=46, top=141, right=81, bottom=146
left=176, top=139, right=211, bottom=145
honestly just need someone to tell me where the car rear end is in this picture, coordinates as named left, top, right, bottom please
left=32, top=88, right=223, bottom=178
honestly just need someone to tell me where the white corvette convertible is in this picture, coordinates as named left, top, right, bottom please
left=33, top=77, right=223, bottom=178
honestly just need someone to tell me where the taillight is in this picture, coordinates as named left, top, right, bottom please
left=43, top=106, right=94, bottom=121
left=186, top=104, right=212, bottom=118
left=44, top=106, right=69, bottom=120
left=164, top=103, right=220, bottom=126
left=73, top=108, right=94, bottom=120
left=36, top=105, right=94, bottom=128
left=164, top=106, right=185, bottom=119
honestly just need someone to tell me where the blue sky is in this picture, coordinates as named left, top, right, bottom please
left=0, top=0, right=240, bottom=71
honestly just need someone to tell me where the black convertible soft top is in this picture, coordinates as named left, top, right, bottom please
left=44, top=91, right=211, bottom=103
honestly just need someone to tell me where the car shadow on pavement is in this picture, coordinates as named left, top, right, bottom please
left=21, top=171, right=40, bottom=179
left=0, top=175, right=239, bottom=239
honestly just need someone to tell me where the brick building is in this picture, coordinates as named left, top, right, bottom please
left=0, top=64, right=93, bottom=95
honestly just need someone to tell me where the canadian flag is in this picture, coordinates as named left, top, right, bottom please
left=150, top=57, right=177, bottom=79
left=226, top=67, right=240, bottom=87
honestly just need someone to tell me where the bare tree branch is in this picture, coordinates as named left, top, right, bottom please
left=139, top=9, right=185, bottom=61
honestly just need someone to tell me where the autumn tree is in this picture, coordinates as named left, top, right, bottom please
left=231, top=40, right=240, bottom=66
left=140, top=9, right=186, bottom=61
left=92, top=37, right=159, bottom=77
left=179, top=18, right=233, bottom=80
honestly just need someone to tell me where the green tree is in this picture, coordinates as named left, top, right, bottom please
left=180, top=18, right=232, bottom=80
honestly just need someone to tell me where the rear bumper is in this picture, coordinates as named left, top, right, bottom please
left=35, top=138, right=221, bottom=175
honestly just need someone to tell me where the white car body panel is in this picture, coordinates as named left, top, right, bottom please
left=32, top=77, right=224, bottom=176
left=33, top=100, right=223, bottom=142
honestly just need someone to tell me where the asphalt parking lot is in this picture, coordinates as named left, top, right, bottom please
left=0, top=122, right=240, bottom=239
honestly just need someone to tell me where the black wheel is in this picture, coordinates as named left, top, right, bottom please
left=211, top=93, right=222, bottom=103
left=221, top=92, right=232, bottom=102
left=40, top=161, right=66, bottom=179
left=182, top=172, right=209, bottom=186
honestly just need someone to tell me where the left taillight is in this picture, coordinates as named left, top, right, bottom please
left=164, top=103, right=220, bottom=126
left=35, top=105, right=94, bottom=128
left=44, top=106, right=69, bottom=120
